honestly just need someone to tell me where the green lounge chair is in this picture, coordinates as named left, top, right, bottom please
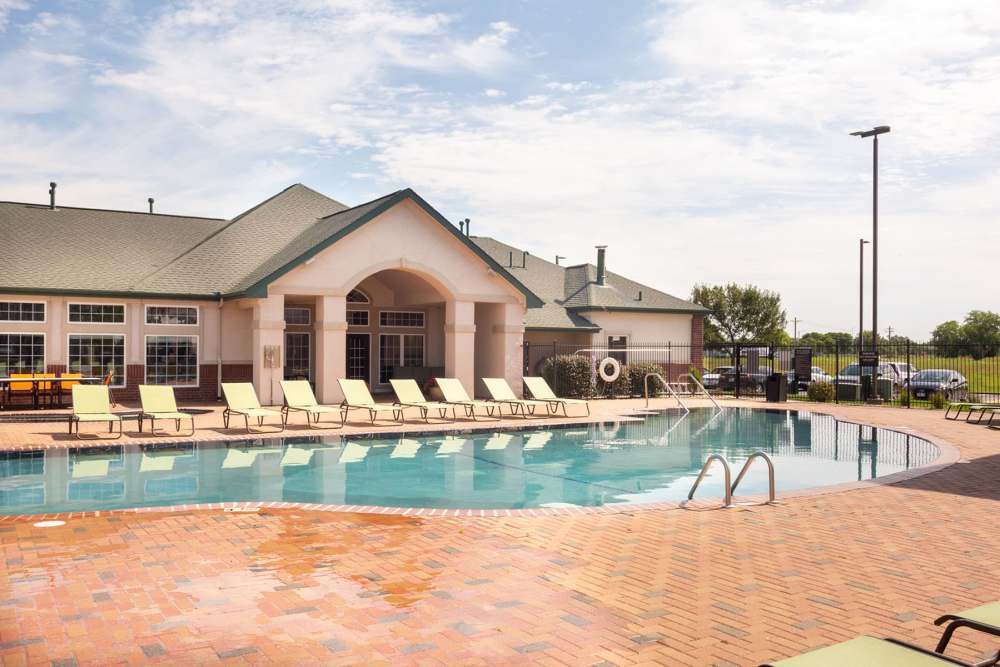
left=279, top=380, right=341, bottom=429
left=482, top=377, right=551, bottom=417
left=138, top=385, right=195, bottom=436
left=760, top=635, right=991, bottom=666
left=389, top=379, right=455, bottom=423
left=337, top=379, right=401, bottom=425
left=936, top=601, right=1000, bottom=654
left=523, top=376, right=590, bottom=417
left=221, top=383, right=283, bottom=433
left=967, top=406, right=1000, bottom=425
left=945, top=402, right=995, bottom=420
left=69, top=385, right=123, bottom=439
left=435, top=378, right=499, bottom=420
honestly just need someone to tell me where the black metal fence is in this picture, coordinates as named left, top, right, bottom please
left=523, top=340, right=1000, bottom=407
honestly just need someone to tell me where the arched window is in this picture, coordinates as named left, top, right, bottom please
left=346, top=289, right=370, bottom=304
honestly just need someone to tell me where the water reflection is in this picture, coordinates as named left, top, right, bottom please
left=0, top=409, right=939, bottom=514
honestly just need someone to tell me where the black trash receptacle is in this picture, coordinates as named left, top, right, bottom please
left=766, top=373, right=788, bottom=402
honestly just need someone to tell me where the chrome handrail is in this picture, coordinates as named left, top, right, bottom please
left=731, top=451, right=776, bottom=503
left=688, top=372, right=722, bottom=411
left=644, top=372, right=688, bottom=413
left=687, top=454, right=732, bottom=507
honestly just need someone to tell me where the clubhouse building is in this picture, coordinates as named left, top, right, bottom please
left=0, top=184, right=706, bottom=404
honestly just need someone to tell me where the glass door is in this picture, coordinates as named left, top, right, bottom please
left=284, top=332, right=311, bottom=380
left=346, top=334, right=370, bottom=383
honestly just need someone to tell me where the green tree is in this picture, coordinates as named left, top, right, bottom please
left=962, top=310, right=1000, bottom=358
left=799, top=332, right=831, bottom=347
left=931, top=320, right=965, bottom=354
left=691, top=283, right=787, bottom=344
left=828, top=332, right=855, bottom=348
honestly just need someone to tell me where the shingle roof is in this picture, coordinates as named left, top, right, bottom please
left=471, top=237, right=707, bottom=330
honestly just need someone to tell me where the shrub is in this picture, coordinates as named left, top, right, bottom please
left=898, top=387, right=912, bottom=407
left=806, top=381, right=835, bottom=402
left=930, top=391, right=949, bottom=409
left=539, top=354, right=594, bottom=398
left=622, top=362, right=669, bottom=397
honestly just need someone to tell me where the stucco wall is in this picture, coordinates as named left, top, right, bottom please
left=581, top=311, right=693, bottom=346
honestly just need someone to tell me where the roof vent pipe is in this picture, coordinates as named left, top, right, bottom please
left=508, top=250, right=513, bottom=267
left=48, top=182, right=56, bottom=210
left=464, top=218, right=470, bottom=236
left=148, top=197, right=154, bottom=214
left=555, top=255, right=565, bottom=265
left=521, top=251, right=528, bottom=268
left=595, top=245, right=607, bottom=285
left=458, top=220, right=465, bottom=234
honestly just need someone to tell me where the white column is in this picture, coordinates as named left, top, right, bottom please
left=495, top=303, right=525, bottom=397
left=251, top=294, right=285, bottom=405
left=314, top=295, right=347, bottom=404
left=47, top=297, right=64, bottom=368
left=445, top=300, right=476, bottom=396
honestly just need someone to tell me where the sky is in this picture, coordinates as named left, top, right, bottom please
left=1, top=0, right=998, bottom=341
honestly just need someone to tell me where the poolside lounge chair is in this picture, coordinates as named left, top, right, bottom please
left=945, top=402, right=996, bottom=420
left=138, top=385, right=195, bottom=436
left=69, top=385, right=123, bottom=439
left=523, top=376, right=590, bottom=417
left=482, top=377, right=552, bottom=417
left=221, top=383, right=284, bottom=433
left=935, top=600, right=1000, bottom=655
left=337, top=379, right=402, bottom=425
left=435, top=378, right=499, bottom=419
left=279, top=380, right=341, bottom=429
left=389, top=379, right=455, bottom=423
left=759, top=635, right=994, bottom=666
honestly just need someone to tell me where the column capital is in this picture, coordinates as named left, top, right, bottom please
left=445, top=323, right=476, bottom=334
left=314, top=322, right=348, bottom=332
left=252, top=319, right=286, bottom=331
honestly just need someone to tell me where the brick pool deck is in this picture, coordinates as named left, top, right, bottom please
left=1, top=399, right=998, bottom=665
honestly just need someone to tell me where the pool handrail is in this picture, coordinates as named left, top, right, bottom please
left=644, top=372, right=688, bottom=413
left=687, top=454, right=732, bottom=507
left=688, top=372, right=722, bottom=411
left=731, top=451, right=776, bottom=504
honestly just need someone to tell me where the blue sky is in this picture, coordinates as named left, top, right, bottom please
left=1, top=1, right=998, bottom=339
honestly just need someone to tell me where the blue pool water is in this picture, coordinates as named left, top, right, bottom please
left=0, top=408, right=938, bottom=514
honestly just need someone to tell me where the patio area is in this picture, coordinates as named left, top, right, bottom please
left=1, top=399, right=999, bottom=666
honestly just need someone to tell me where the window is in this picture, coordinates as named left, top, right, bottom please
left=69, top=334, right=125, bottom=386
left=284, top=332, right=310, bottom=380
left=608, top=336, right=628, bottom=365
left=145, top=336, right=198, bottom=386
left=378, top=333, right=424, bottom=384
left=146, top=305, right=198, bottom=326
left=379, top=311, right=425, bottom=328
left=0, top=302, right=44, bottom=322
left=346, top=289, right=370, bottom=304
left=346, top=334, right=370, bottom=381
left=347, top=310, right=369, bottom=327
left=284, top=307, right=311, bottom=325
left=0, top=333, right=45, bottom=375
left=68, top=303, right=125, bottom=324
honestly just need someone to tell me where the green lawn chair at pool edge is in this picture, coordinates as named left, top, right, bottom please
left=389, top=379, right=456, bottom=423
left=69, top=385, right=123, bottom=440
left=221, top=383, right=284, bottom=434
left=337, top=379, right=402, bottom=425
left=945, top=402, right=997, bottom=420
left=935, top=601, right=1000, bottom=656
left=434, top=377, right=500, bottom=420
left=523, top=376, right=590, bottom=417
left=279, top=380, right=341, bottom=429
left=138, top=385, right=195, bottom=436
left=759, top=635, right=996, bottom=667
left=481, top=377, right=552, bottom=417
left=967, top=406, right=1000, bottom=425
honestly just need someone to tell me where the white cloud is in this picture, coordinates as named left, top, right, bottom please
left=545, top=81, right=592, bottom=93
left=484, top=88, right=506, bottom=97
left=451, top=20, right=518, bottom=73
left=0, top=0, right=29, bottom=31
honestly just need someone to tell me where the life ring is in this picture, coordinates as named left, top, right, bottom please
left=598, top=357, right=621, bottom=383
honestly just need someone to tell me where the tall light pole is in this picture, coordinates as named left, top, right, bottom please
left=851, top=125, right=890, bottom=401
left=859, top=238, right=869, bottom=361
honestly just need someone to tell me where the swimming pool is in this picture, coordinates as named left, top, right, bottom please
left=0, top=408, right=939, bottom=515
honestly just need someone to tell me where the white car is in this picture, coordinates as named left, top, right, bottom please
left=795, top=366, right=832, bottom=390
left=701, top=366, right=733, bottom=389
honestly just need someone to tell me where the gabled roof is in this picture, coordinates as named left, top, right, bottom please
left=471, top=237, right=707, bottom=330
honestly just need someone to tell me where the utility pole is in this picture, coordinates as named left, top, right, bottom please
left=792, top=317, right=799, bottom=345
left=887, top=325, right=893, bottom=340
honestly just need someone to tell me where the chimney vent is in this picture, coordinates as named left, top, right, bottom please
left=555, top=255, right=565, bottom=265
left=637, top=290, right=643, bottom=301
left=148, top=197, right=154, bottom=214
left=508, top=250, right=514, bottom=267
left=48, top=182, right=56, bottom=210
left=595, top=245, right=607, bottom=286
left=463, top=217, right=470, bottom=236
left=458, top=220, right=465, bottom=234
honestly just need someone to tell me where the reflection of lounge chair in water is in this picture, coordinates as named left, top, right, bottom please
left=523, top=432, right=552, bottom=450
left=338, top=442, right=370, bottom=464
left=221, top=446, right=282, bottom=469
left=484, top=433, right=514, bottom=450
left=437, top=437, right=470, bottom=455
left=390, top=439, right=422, bottom=459
left=139, top=446, right=190, bottom=472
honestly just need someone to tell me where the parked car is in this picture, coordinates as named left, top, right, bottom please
left=793, top=366, right=832, bottom=391
left=885, top=361, right=919, bottom=382
left=718, top=368, right=794, bottom=392
left=701, top=366, right=733, bottom=389
left=907, top=369, right=968, bottom=401
left=836, top=363, right=902, bottom=398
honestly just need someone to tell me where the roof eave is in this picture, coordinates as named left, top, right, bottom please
left=0, top=286, right=218, bottom=301
left=569, top=305, right=709, bottom=315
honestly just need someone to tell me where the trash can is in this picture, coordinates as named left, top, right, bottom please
left=766, top=373, right=788, bottom=402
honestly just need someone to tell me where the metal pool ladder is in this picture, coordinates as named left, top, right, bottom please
left=688, top=371, right=722, bottom=411
left=687, top=451, right=776, bottom=508
left=644, top=372, right=688, bottom=413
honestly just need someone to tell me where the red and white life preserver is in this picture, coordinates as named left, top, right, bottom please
left=598, top=356, right=621, bottom=383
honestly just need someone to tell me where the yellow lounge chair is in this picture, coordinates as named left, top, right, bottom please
left=138, top=385, right=195, bottom=436
left=389, top=379, right=455, bottom=423
left=523, top=376, right=590, bottom=417
left=279, top=380, right=341, bottom=429
left=221, top=383, right=283, bottom=433
left=337, top=379, right=401, bottom=425
left=760, top=635, right=992, bottom=666
left=69, top=385, right=123, bottom=439
left=481, top=377, right=551, bottom=418
left=435, top=378, right=500, bottom=420
left=935, top=600, right=1000, bottom=655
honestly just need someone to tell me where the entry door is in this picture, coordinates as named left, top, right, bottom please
left=378, top=334, right=424, bottom=385
left=284, top=332, right=311, bottom=380
left=346, top=334, right=371, bottom=383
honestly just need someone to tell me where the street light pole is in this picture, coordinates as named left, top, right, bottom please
left=850, top=125, right=890, bottom=402
left=859, top=238, right=869, bottom=362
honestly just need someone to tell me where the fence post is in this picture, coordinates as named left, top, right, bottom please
left=551, top=341, right=558, bottom=395
left=835, top=343, right=840, bottom=404
left=905, top=339, right=911, bottom=408
left=735, top=343, right=742, bottom=399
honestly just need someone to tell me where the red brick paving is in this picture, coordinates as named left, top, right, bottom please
left=1, top=400, right=999, bottom=666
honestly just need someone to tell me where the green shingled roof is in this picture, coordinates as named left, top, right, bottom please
left=471, top=237, right=708, bottom=330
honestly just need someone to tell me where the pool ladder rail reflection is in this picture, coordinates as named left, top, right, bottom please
left=684, top=451, right=776, bottom=509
